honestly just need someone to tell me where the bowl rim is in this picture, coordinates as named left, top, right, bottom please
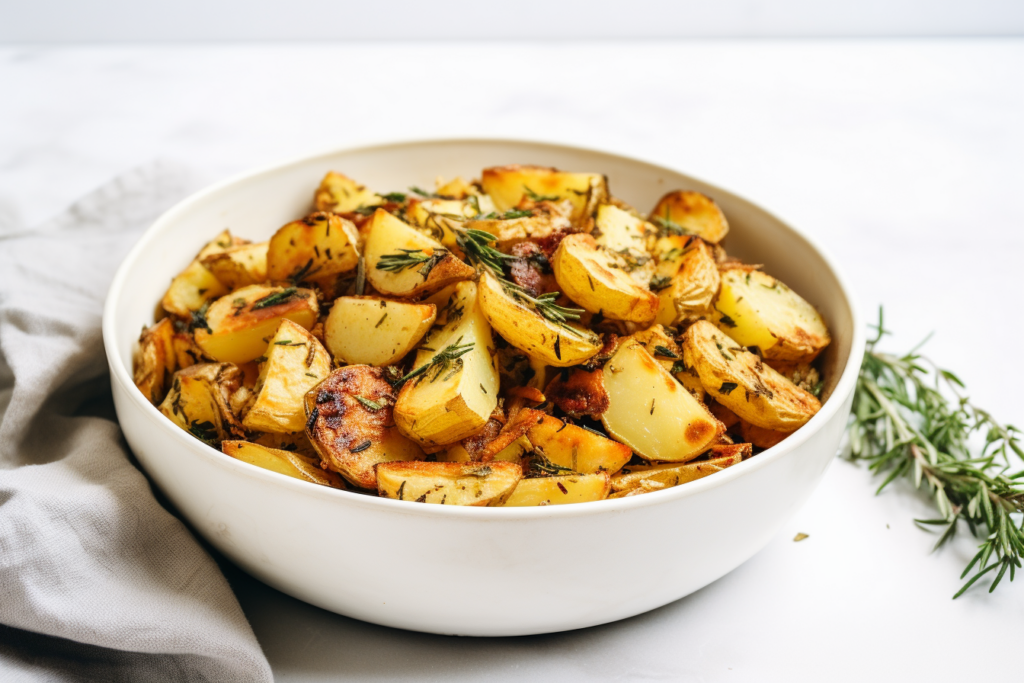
left=102, top=136, right=865, bottom=520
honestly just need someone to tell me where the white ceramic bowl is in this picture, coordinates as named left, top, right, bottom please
left=103, top=139, right=864, bottom=636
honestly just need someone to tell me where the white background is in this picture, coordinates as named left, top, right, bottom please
left=2, top=6, right=1023, bottom=681
left=1, top=0, right=1024, bottom=41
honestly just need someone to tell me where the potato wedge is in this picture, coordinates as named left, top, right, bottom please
left=242, top=320, right=332, bottom=434
left=481, top=165, right=607, bottom=223
left=266, top=212, right=360, bottom=282
left=363, top=209, right=475, bottom=298
left=593, top=204, right=656, bottom=286
left=714, top=268, right=830, bottom=363
left=477, top=272, right=602, bottom=367
left=314, top=171, right=382, bottom=213
left=394, top=281, right=500, bottom=447
left=222, top=441, right=346, bottom=489
left=601, top=339, right=723, bottom=462
left=552, top=234, right=658, bottom=324
left=323, top=297, right=436, bottom=366
left=649, top=190, right=729, bottom=244
left=629, top=325, right=704, bottom=401
left=306, top=365, right=424, bottom=488
left=159, top=363, right=244, bottom=447
left=610, top=451, right=742, bottom=493
left=524, top=411, right=632, bottom=474
left=503, top=472, right=611, bottom=507
left=655, top=239, right=720, bottom=327
left=682, top=320, right=821, bottom=431
left=200, top=241, right=269, bottom=290
left=252, top=430, right=318, bottom=458
left=376, top=461, right=522, bottom=506
left=465, top=206, right=572, bottom=250
left=740, top=421, right=792, bottom=449
left=134, top=318, right=176, bottom=404
left=194, top=285, right=319, bottom=364
left=161, top=260, right=228, bottom=319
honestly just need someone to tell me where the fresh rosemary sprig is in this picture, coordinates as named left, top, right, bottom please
left=455, top=227, right=516, bottom=276
left=375, top=248, right=447, bottom=278
left=848, top=308, right=1023, bottom=598
left=251, top=287, right=299, bottom=310
left=395, top=337, right=475, bottom=389
left=523, top=185, right=560, bottom=202
left=502, top=281, right=584, bottom=328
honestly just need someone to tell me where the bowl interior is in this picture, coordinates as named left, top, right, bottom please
left=108, top=138, right=858, bottom=456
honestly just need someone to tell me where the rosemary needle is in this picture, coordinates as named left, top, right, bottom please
left=848, top=308, right=1023, bottom=598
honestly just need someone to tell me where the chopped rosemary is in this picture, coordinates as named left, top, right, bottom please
left=380, top=191, right=407, bottom=203
left=396, top=338, right=475, bottom=388
left=719, top=382, right=738, bottom=394
left=188, top=420, right=219, bottom=446
left=252, top=287, right=299, bottom=310
left=354, top=395, right=384, bottom=411
left=653, top=345, right=679, bottom=359
left=649, top=274, right=672, bottom=292
left=528, top=454, right=574, bottom=477
left=848, top=308, right=1023, bottom=598
left=523, top=186, right=560, bottom=202
left=652, top=214, right=695, bottom=237
left=409, top=186, right=438, bottom=198
left=188, top=301, right=212, bottom=333
left=375, top=248, right=446, bottom=278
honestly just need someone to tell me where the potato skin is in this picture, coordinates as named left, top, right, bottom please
left=502, top=473, right=611, bottom=507
left=375, top=461, right=522, bottom=506
left=649, top=190, right=729, bottom=244
left=480, top=165, right=607, bottom=223
left=306, top=366, right=424, bottom=489
left=682, top=320, right=821, bottom=432
left=477, top=272, right=602, bottom=368
left=551, top=234, right=658, bottom=324
left=314, top=171, right=381, bottom=213
left=222, top=440, right=346, bottom=489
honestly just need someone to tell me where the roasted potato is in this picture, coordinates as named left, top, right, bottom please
left=481, top=165, right=606, bottom=223
left=159, top=363, right=244, bottom=446
left=193, top=285, right=319, bottom=364
left=610, top=451, right=742, bottom=495
left=323, top=297, right=436, bottom=367
left=314, top=171, right=382, bottom=213
left=200, top=241, right=269, bottom=290
left=649, top=190, right=729, bottom=244
left=222, top=441, right=346, bottom=489
left=266, top=212, right=360, bottom=283
left=654, top=238, right=720, bottom=327
left=601, top=339, right=723, bottom=462
left=713, top=268, right=830, bottom=363
left=682, top=320, right=821, bottom=431
left=306, top=365, right=424, bottom=488
left=477, top=272, right=602, bottom=367
left=134, top=318, right=176, bottom=404
left=242, top=319, right=332, bottom=433
left=376, top=461, right=522, bottom=506
left=503, top=472, right=611, bottom=507
left=394, top=281, right=500, bottom=447
left=552, top=234, right=658, bottom=325
left=363, top=209, right=475, bottom=298
left=138, top=161, right=833, bottom=508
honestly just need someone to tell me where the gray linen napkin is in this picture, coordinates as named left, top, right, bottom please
left=0, top=162, right=273, bottom=682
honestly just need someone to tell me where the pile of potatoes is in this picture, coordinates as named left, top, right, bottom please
left=133, top=165, right=830, bottom=506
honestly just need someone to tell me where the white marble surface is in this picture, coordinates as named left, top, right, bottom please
left=2, top=41, right=1022, bottom=680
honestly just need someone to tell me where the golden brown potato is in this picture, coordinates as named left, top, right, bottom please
left=476, top=272, right=602, bottom=368
left=242, top=320, right=332, bottom=434
left=159, top=363, right=245, bottom=446
left=523, top=410, right=633, bottom=474
left=314, top=171, right=382, bottom=213
left=481, top=165, right=607, bottom=223
left=434, top=176, right=474, bottom=199
left=161, top=260, right=228, bottom=319
left=200, top=241, right=268, bottom=290
left=193, top=285, right=319, bottom=364
left=376, top=461, right=522, bottom=506
left=503, top=472, right=611, bottom=507
left=713, top=268, right=830, bottom=363
left=134, top=318, right=176, bottom=404
left=394, top=281, right=500, bottom=448
left=593, top=204, right=656, bottom=287
left=649, top=190, right=729, bottom=244
left=323, top=296, right=436, bottom=367
left=222, top=441, right=346, bottom=489
left=654, top=238, right=720, bottom=327
left=601, top=339, right=723, bottom=462
left=739, top=421, right=793, bottom=449
left=466, top=205, right=573, bottom=250
left=682, top=320, right=821, bottom=431
left=610, top=451, right=742, bottom=494
left=306, top=365, right=424, bottom=488
left=252, top=430, right=318, bottom=458
left=363, top=209, right=475, bottom=298
left=266, top=212, right=360, bottom=283
left=551, top=234, right=658, bottom=325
